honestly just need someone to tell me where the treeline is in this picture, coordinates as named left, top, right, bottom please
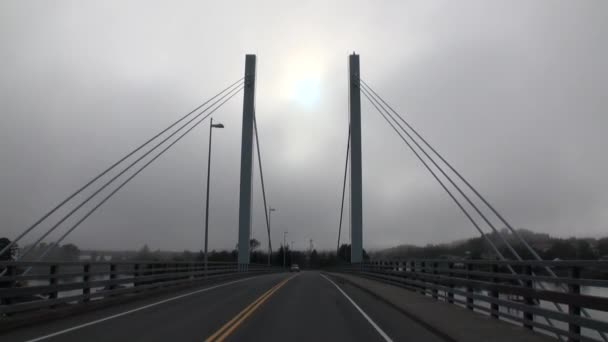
left=0, top=237, right=81, bottom=262
left=21, top=243, right=81, bottom=261
left=373, top=228, right=608, bottom=260
left=131, top=242, right=369, bottom=269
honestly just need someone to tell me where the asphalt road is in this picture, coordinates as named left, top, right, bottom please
left=1, top=271, right=446, bottom=342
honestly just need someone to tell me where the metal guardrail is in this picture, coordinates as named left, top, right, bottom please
left=0, top=261, right=278, bottom=315
left=338, top=259, right=608, bottom=342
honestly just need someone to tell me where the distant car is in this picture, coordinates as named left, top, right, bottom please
left=290, top=264, right=300, bottom=272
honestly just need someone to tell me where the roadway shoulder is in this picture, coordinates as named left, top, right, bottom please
left=324, top=272, right=555, bottom=342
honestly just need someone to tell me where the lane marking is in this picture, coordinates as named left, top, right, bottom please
left=213, top=276, right=292, bottom=341
left=204, top=277, right=285, bottom=341
left=320, top=273, right=394, bottom=342
left=24, top=276, right=262, bottom=342
left=205, top=274, right=296, bottom=342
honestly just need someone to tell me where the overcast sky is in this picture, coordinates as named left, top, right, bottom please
left=1, top=1, right=607, bottom=253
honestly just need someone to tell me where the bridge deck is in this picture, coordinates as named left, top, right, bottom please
left=1, top=271, right=555, bottom=341
left=329, top=272, right=555, bottom=342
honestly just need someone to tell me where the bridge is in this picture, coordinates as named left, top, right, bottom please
left=1, top=55, right=607, bottom=341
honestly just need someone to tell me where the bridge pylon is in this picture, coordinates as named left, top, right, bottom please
left=237, top=54, right=256, bottom=271
left=349, top=53, right=363, bottom=264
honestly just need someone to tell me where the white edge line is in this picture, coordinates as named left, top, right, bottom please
left=24, top=276, right=259, bottom=342
left=320, top=273, right=393, bottom=342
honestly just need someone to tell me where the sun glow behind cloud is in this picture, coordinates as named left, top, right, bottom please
left=262, top=50, right=336, bottom=169
left=277, top=51, right=327, bottom=110
left=292, top=77, right=320, bottom=108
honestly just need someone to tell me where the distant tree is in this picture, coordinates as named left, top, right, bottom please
left=576, top=240, right=597, bottom=260
left=310, top=249, right=320, bottom=268
left=60, top=243, right=80, bottom=261
left=546, top=240, right=577, bottom=260
left=136, top=244, right=153, bottom=260
left=249, top=238, right=261, bottom=251
left=177, top=250, right=194, bottom=261
left=338, top=244, right=350, bottom=262
left=598, top=238, right=608, bottom=257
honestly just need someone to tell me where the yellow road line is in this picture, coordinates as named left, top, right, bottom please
left=205, top=275, right=295, bottom=342
left=213, top=277, right=292, bottom=341
left=204, top=282, right=279, bottom=342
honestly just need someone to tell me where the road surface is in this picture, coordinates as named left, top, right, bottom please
left=1, top=271, right=445, bottom=342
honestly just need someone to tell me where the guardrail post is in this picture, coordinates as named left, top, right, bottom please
left=109, top=263, right=117, bottom=291
left=409, top=260, right=416, bottom=289
left=490, top=263, right=499, bottom=319
left=466, top=263, right=474, bottom=310
left=1, top=265, right=16, bottom=306
left=420, top=261, right=426, bottom=296
left=83, top=263, right=91, bottom=303
left=523, top=265, right=533, bottom=330
left=447, top=262, right=454, bottom=304
left=432, top=262, right=438, bottom=300
left=568, top=266, right=581, bottom=342
left=133, top=263, right=140, bottom=288
left=49, top=264, right=58, bottom=299
left=49, top=264, right=58, bottom=308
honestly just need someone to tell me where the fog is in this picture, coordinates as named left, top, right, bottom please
left=1, top=1, right=606, bottom=252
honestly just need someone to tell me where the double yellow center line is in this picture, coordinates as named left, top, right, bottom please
left=205, top=275, right=296, bottom=342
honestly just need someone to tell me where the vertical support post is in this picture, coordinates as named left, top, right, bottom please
left=568, top=266, right=581, bottom=342
left=49, top=264, right=58, bottom=308
left=349, top=53, right=363, bottom=264
left=523, top=265, right=534, bottom=330
left=82, top=263, right=90, bottom=303
left=490, top=264, right=500, bottom=319
left=447, top=262, right=454, bottom=304
left=1, top=265, right=16, bottom=306
left=109, top=263, right=117, bottom=291
left=490, top=263, right=499, bottom=319
left=410, top=260, right=416, bottom=288
left=238, top=54, right=256, bottom=271
left=420, top=260, right=427, bottom=295
left=204, top=118, right=214, bottom=278
left=466, top=263, right=474, bottom=310
left=133, top=263, right=140, bottom=288
left=432, top=261, right=438, bottom=300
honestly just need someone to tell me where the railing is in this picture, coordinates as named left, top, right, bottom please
left=338, top=259, right=608, bottom=342
left=0, top=261, right=278, bottom=316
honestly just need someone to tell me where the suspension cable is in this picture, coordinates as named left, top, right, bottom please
left=360, top=82, right=524, bottom=262
left=0, top=78, right=244, bottom=258
left=253, top=111, right=272, bottom=261
left=337, top=125, right=350, bottom=254
left=361, top=79, right=546, bottom=261
left=361, top=83, right=574, bottom=340
left=27, top=86, right=244, bottom=265
left=19, top=84, right=244, bottom=261
left=361, top=88, right=570, bottom=339
left=362, top=80, right=606, bottom=340
left=360, top=88, right=505, bottom=258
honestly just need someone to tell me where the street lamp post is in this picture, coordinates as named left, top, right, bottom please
left=283, top=231, right=288, bottom=269
left=291, top=241, right=294, bottom=267
left=268, top=207, right=276, bottom=266
left=204, top=118, right=224, bottom=276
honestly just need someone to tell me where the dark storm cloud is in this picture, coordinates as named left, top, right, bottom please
left=1, top=1, right=606, bottom=252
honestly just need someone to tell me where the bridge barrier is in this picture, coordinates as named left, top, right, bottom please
left=336, top=259, right=608, bottom=342
left=0, top=261, right=279, bottom=316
